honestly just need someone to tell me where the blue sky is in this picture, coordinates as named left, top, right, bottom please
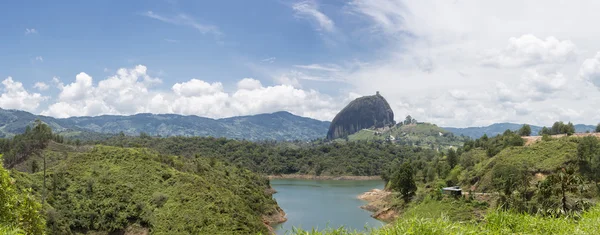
left=2, top=0, right=600, bottom=127
left=1, top=0, right=366, bottom=90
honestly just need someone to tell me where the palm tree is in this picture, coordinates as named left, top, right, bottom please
left=546, top=167, right=584, bottom=212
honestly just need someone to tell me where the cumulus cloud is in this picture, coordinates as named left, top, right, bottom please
left=0, top=77, right=46, bottom=112
left=482, top=34, right=577, bottom=68
left=330, top=0, right=600, bottom=127
left=33, top=82, right=49, bottom=91
left=579, top=52, right=600, bottom=88
left=237, top=78, right=263, bottom=90
left=40, top=65, right=341, bottom=121
left=518, top=70, right=567, bottom=101
left=292, top=1, right=335, bottom=32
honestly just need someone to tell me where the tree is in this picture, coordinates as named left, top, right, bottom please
left=577, top=136, right=600, bottom=163
left=32, top=119, right=53, bottom=208
left=389, top=162, right=417, bottom=202
left=404, top=115, right=413, bottom=125
left=540, top=127, right=551, bottom=136
left=545, top=167, right=584, bottom=212
left=518, top=124, right=532, bottom=136
left=596, top=123, right=600, bottom=133
left=447, top=148, right=458, bottom=169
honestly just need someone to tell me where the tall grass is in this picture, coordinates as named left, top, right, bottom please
left=290, top=206, right=600, bottom=235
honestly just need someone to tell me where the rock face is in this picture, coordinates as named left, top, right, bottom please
left=327, top=92, right=395, bottom=140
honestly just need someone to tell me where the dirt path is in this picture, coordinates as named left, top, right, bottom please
left=522, top=133, right=600, bottom=146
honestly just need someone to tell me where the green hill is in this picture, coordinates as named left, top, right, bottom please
left=10, top=143, right=284, bottom=234
left=347, top=123, right=468, bottom=150
left=461, top=137, right=579, bottom=192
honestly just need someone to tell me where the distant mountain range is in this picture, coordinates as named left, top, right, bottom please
left=0, top=109, right=330, bottom=141
left=443, top=123, right=597, bottom=139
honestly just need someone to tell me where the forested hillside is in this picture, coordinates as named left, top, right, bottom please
left=0, top=108, right=330, bottom=141
left=1, top=122, right=285, bottom=234
left=94, top=135, right=438, bottom=177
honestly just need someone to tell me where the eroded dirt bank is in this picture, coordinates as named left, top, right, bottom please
left=358, top=189, right=398, bottom=222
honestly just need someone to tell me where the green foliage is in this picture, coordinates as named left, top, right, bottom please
left=92, top=135, right=438, bottom=177
left=596, top=123, right=600, bottom=133
left=402, top=198, right=485, bottom=222
left=465, top=138, right=578, bottom=192
left=544, top=167, right=585, bottom=212
left=578, top=136, right=600, bottom=163
left=539, top=121, right=576, bottom=136
left=0, top=156, right=45, bottom=234
left=518, top=124, right=532, bottom=136
left=491, top=163, right=528, bottom=196
left=462, top=129, right=524, bottom=157
left=389, top=163, right=417, bottom=202
left=2, top=120, right=54, bottom=167
left=28, top=146, right=279, bottom=234
left=291, top=205, right=600, bottom=235
left=446, top=148, right=458, bottom=169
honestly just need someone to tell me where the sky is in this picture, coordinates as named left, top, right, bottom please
left=2, top=0, right=600, bottom=127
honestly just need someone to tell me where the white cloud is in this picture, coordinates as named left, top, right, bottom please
left=237, top=78, right=263, bottom=90
left=294, top=64, right=340, bottom=72
left=39, top=65, right=342, bottom=121
left=33, top=82, right=49, bottom=91
left=142, top=11, right=222, bottom=36
left=261, top=57, right=276, bottom=63
left=482, top=34, right=577, bottom=68
left=579, top=52, right=600, bottom=89
left=292, top=1, right=335, bottom=32
left=328, top=0, right=600, bottom=127
left=35, top=56, right=43, bottom=62
left=518, top=70, right=567, bottom=101
left=25, top=28, right=37, bottom=35
left=172, top=79, right=223, bottom=97
left=0, top=77, right=46, bottom=112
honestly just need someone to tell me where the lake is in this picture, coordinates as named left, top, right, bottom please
left=271, top=179, right=385, bottom=234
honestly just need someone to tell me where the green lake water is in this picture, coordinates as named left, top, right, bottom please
left=271, top=179, right=385, bottom=234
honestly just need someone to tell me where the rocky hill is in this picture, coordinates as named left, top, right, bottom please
left=0, top=109, right=330, bottom=141
left=327, top=92, right=395, bottom=140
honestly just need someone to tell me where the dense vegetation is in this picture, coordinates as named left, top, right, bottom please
left=2, top=122, right=284, bottom=234
left=296, top=124, right=600, bottom=234
left=0, top=155, right=45, bottom=234
left=92, top=135, right=438, bottom=177
left=539, top=121, right=577, bottom=136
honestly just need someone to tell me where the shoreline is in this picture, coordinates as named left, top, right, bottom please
left=358, top=189, right=398, bottom=222
left=268, top=174, right=381, bottom=181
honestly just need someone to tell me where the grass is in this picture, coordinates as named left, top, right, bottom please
left=290, top=205, right=600, bottom=235
left=402, top=199, right=486, bottom=222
